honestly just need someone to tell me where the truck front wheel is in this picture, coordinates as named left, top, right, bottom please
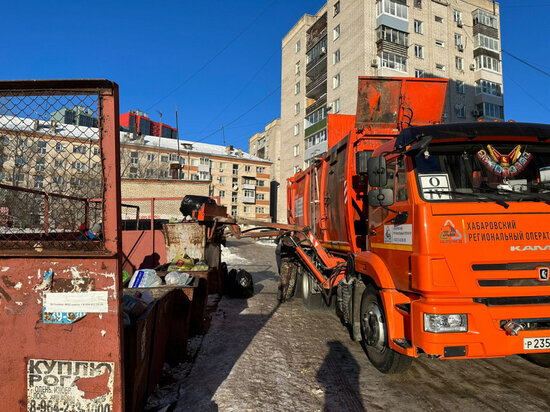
left=360, top=285, right=412, bottom=374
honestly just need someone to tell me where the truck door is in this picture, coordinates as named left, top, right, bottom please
left=368, top=156, right=413, bottom=291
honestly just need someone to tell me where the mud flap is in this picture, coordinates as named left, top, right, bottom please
left=278, top=259, right=297, bottom=302
left=352, top=281, right=366, bottom=341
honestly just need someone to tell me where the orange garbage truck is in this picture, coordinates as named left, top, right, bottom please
left=279, top=76, right=550, bottom=373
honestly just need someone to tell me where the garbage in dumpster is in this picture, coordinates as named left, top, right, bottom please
left=179, top=195, right=216, bottom=219
left=189, top=261, right=208, bottom=271
left=165, top=271, right=194, bottom=286
left=166, top=252, right=195, bottom=272
left=129, top=269, right=162, bottom=288
left=122, top=294, right=148, bottom=320
left=226, top=269, right=254, bottom=298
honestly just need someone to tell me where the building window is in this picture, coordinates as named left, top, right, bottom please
left=455, top=56, right=464, bottom=70
left=295, top=81, right=301, bottom=95
left=72, top=161, right=86, bottom=171
left=244, top=165, right=251, bottom=172
left=243, top=188, right=255, bottom=198
left=414, top=0, right=421, bottom=9
left=333, top=49, right=341, bottom=64
left=244, top=206, right=251, bottom=213
left=232, top=192, right=238, bottom=203
left=474, top=34, right=499, bottom=52
left=73, top=145, right=86, bottom=154
left=473, top=9, right=498, bottom=29
left=305, top=129, right=328, bottom=149
left=455, top=33, right=463, bottom=46
left=414, top=20, right=423, bottom=34
left=219, top=190, right=225, bottom=198
left=333, top=73, right=341, bottom=89
left=220, top=162, right=226, bottom=171
left=415, top=69, right=425, bottom=78
left=475, top=79, right=502, bottom=97
left=333, top=1, right=340, bottom=16
left=256, top=193, right=265, bottom=200
left=379, top=51, right=407, bottom=72
left=294, top=123, right=300, bottom=136
left=220, top=176, right=226, bottom=183
left=453, top=10, right=462, bottom=22
left=54, top=159, right=64, bottom=168
left=55, top=142, right=65, bottom=152
left=456, top=80, right=465, bottom=94
left=199, top=171, right=210, bottom=180
left=146, top=169, right=155, bottom=177
left=376, top=26, right=409, bottom=47
left=295, top=61, right=301, bottom=74
left=147, top=153, right=155, bottom=162
left=332, top=99, right=340, bottom=113
left=333, top=25, right=340, bottom=40
left=232, top=164, right=239, bottom=175
left=435, top=40, right=445, bottom=47
left=129, top=167, right=138, bottom=179
left=305, top=106, right=329, bottom=128
left=479, top=102, right=504, bottom=119
left=257, top=180, right=265, bottom=187
left=35, top=158, right=46, bottom=172
left=296, top=40, right=301, bottom=53
left=376, top=0, right=408, bottom=20
left=130, top=152, right=138, bottom=164
left=15, top=156, right=26, bottom=166
left=256, top=166, right=266, bottom=173
left=475, top=55, right=501, bottom=73
left=94, top=146, right=99, bottom=155
left=435, top=16, right=443, bottom=23
left=414, top=45, right=424, bottom=59
left=295, top=102, right=300, bottom=115
left=161, top=155, right=168, bottom=162
left=456, top=105, right=465, bottom=118
left=37, top=140, right=47, bottom=154
left=294, top=144, right=300, bottom=157
left=436, top=63, right=445, bottom=71
left=256, top=207, right=265, bottom=214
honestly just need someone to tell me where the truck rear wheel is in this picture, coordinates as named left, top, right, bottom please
left=360, top=285, right=412, bottom=374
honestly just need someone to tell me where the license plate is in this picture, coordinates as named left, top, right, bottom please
left=523, top=337, right=550, bottom=350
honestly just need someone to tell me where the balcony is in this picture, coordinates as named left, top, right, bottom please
left=306, top=94, right=327, bottom=116
left=243, top=194, right=256, bottom=204
left=306, top=73, right=327, bottom=96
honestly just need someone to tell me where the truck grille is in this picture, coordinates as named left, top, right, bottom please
left=478, top=279, right=550, bottom=287
left=473, top=296, right=550, bottom=306
left=472, top=262, right=550, bottom=271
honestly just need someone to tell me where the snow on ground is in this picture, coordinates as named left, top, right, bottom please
left=221, top=244, right=249, bottom=267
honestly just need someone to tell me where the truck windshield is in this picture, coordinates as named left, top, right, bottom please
left=413, top=142, right=550, bottom=204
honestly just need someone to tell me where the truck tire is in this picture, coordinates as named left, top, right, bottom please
left=278, top=259, right=298, bottom=302
left=521, top=353, right=550, bottom=368
left=360, top=285, right=412, bottom=374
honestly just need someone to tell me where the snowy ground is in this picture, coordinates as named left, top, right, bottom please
left=146, top=238, right=550, bottom=412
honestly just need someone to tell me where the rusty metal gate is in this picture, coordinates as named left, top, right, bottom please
left=0, top=80, right=123, bottom=411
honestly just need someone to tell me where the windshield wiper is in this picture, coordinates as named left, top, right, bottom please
left=424, top=190, right=509, bottom=209
left=479, top=185, right=550, bottom=206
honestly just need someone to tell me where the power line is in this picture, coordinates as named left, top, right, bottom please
left=502, top=50, right=550, bottom=78
left=145, top=0, right=278, bottom=112
left=194, top=85, right=281, bottom=144
left=503, top=73, right=550, bottom=115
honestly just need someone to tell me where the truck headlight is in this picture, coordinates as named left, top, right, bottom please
left=424, top=313, right=468, bottom=333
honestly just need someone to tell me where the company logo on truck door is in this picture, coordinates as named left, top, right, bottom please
left=440, top=220, right=462, bottom=243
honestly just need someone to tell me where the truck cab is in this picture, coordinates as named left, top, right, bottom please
left=360, top=121, right=550, bottom=371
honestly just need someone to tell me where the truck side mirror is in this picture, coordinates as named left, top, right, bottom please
left=367, top=156, right=387, bottom=187
left=368, top=188, right=394, bottom=207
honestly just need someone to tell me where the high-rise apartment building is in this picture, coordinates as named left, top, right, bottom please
left=275, top=0, right=503, bottom=222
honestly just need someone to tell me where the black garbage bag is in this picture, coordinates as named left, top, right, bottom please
left=179, top=195, right=216, bottom=218
left=227, top=268, right=254, bottom=299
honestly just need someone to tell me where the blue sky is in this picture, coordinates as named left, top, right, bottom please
left=1, top=1, right=549, bottom=151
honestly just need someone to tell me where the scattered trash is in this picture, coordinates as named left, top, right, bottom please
left=167, top=252, right=195, bottom=272
left=226, top=268, right=254, bottom=299
left=129, top=269, right=162, bottom=288
left=189, top=260, right=209, bottom=271
left=165, top=271, right=194, bottom=286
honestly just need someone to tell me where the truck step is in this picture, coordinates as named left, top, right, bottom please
left=393, top=338, right=412, bottom=349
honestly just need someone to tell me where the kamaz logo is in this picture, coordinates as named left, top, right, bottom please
left=510, top=245, right=550, bottom=252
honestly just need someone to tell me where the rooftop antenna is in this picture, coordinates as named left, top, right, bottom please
left=221, top=126, right=226, bottom=146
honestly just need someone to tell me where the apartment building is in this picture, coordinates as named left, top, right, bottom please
left=277, top=0, right=503, bottom=221
left=248, top=118, right=282, bottom=222
left=0, top=116, right=272, bottom=224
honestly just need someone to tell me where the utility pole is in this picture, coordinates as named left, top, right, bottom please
left=176, top=104, right=181, bottom=179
